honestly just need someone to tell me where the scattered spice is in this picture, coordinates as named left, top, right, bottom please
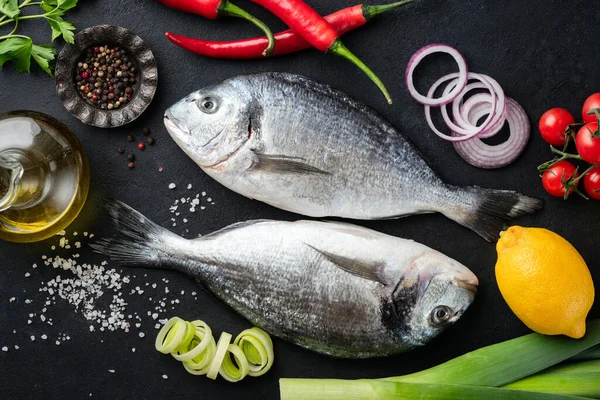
left=143, top=127, right=150, bottom=135
left=127, top=153, right=135, bottom=162
left=128, top=162, right=135, bottom=169
left=75, top=45, right=137, bottom=110
left=137, top=142, right=145, bottom=150
left=117, top=147, right=125, bottom=154
left=127, top=135, right=134, bottom=142
left=146, top=137, right=154, bottom=145
left=158, top=167, right=164, bottom=172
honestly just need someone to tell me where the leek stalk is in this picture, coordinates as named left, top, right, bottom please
left=502, top=361, right=600, bottom=398
left=383, top=320, right=600, bottom=387
left=280, top=320, right=600, bottom=400
left=279, top=380, right=590, bottom=400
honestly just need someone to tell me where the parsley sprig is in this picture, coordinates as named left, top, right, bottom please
left=0, top=0, right=78, bottom=76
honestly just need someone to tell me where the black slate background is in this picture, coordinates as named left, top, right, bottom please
left=1, top=0, right=599, bottom=399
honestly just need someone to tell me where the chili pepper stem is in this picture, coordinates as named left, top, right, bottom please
left=329, top=39, right=392, bottom=104
left=220, top=1, right=275, bottom=57
left=363, top=0, right=414, bottom=20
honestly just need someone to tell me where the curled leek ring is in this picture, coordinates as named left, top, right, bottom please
left=172, top=320, right=213, bottom=362
left=207, top=332, right=233, bottom=380
left=182, top=336, right=217, bottom=375
left=155, top=317, right=186, bottom=354
left=220, top=344, right=250, bottom=382
left=234, top=327, right=274, bottom=377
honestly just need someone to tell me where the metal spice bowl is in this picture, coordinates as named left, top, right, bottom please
left=55, top=25, right=158, bottom=128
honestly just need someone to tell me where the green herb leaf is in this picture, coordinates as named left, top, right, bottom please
left=31, top=44, right=55, bottom=76
left=42, top=0, right=78, bottom=11
left=0, top=37, right=32, bottom=73
left=45, top=15, right=75, bottom=43
left=0, top=0, right=19, bottom=19
left=41, top=2, right=63, bottom=16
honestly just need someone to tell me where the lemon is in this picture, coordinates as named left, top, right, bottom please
left=495, top=226, right=595, bottom=339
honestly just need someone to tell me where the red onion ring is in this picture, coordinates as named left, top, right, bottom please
left=450, top=75, right=506, bottom=138
left=424, top=73, right=498, bottom=142
left=452, top=98, right=530, bottom=169
left=459, top=93, right=507, bottom=139
left=406, top=44, right=468, bottom=106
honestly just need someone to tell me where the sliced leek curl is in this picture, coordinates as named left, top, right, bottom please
left=234, top=327, right=275, bottom=377
left=155, top=317, right=275, bottom=382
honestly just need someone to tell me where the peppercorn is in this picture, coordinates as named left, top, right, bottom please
left=127, top=153, right=135, bottom=162
left=137, top=142, right=145, bottom=150
left=146, top=137, right=154, bottom=145
left=127, top=135, right=133, bottom=142
left=128, top=162, right=135, bottom=169
left=142, top=127, right=150, bottom=135
left=117, top=147, right=125, bottom=154
left=74, top=44, right=137, bottom=109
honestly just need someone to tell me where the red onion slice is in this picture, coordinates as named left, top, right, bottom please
left=424, top=73, right=498, bottom=142
left=452, top=98, right=530, bottom=169
left=441, top=75, right=499, bottom=136
left=406, top=44, right=468, bottom=106
left=451, top=75, right=506, bottom=138
left=460, top=93, right=507, bottom=139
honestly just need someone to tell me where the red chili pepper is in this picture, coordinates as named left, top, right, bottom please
left=155, top=0, right=275, bottom=56
left=250, top=0, right=392, bottom=104
left=166, top=1, right=412, bottom=59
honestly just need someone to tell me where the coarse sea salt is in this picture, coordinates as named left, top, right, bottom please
left=6, top=192, right=210, bottom=351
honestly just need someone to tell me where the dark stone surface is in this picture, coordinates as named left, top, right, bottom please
left=0, top=0, right=598, bottom=398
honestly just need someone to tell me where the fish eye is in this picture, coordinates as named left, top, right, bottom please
left=431, top=305, right=453, bottom=325
left=198, top=97, right=219, bottom=114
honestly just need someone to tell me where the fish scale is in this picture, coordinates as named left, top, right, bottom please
left=164, top=72, right=542, bottom=241
left=94, top=202, right=478, bottom=358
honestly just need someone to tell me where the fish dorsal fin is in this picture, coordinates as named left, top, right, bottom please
left=307, top=245, right=387, bottom=285
left=251, top=153, right=330, bottom=175
left=202, top=219, right=272, bottom=240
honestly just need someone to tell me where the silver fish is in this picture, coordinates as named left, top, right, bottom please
left=93, top=201, right=478, bottom=358
left=164, top=72, right=542, bottom=242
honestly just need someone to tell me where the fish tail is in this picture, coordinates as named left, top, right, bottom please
left=441, top=186, right=544, bottom=242
left=90, top=201, right=184, bottom=267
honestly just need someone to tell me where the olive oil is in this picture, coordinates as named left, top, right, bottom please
left=0, top=111, right=90, bottom=243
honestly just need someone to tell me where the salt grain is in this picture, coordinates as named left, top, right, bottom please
left=2, top=346, right=8, bottom=352
left=168, top=183, right=176, bottom=190
left=162, top=374, right=168, bottom=380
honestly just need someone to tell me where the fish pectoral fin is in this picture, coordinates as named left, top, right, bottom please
left=251, top=153, right=330, bottom=175
left=307, top=245, right=387, bottom=285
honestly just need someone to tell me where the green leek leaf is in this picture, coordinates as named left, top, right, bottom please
left=385, top=319, right=600, bottom=387
left=279, top=379, right=590, bottom=400
left=503, top=361, right=600, bottom=398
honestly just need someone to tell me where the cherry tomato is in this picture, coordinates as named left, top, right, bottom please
left=538, top=108, right=574, bottom=146
left=582, top=93, right=600, bottom=124
left=541, top=160, right=579, bottom=198
left=584, top=166, right=600, bottom=200
left=575, top=122, right=600, bottom=164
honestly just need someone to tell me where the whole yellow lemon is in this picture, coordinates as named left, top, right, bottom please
left=495, top=226, right=594, bottom=339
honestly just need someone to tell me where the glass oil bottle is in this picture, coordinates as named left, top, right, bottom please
left=0, top=111, right=90, bottom=243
